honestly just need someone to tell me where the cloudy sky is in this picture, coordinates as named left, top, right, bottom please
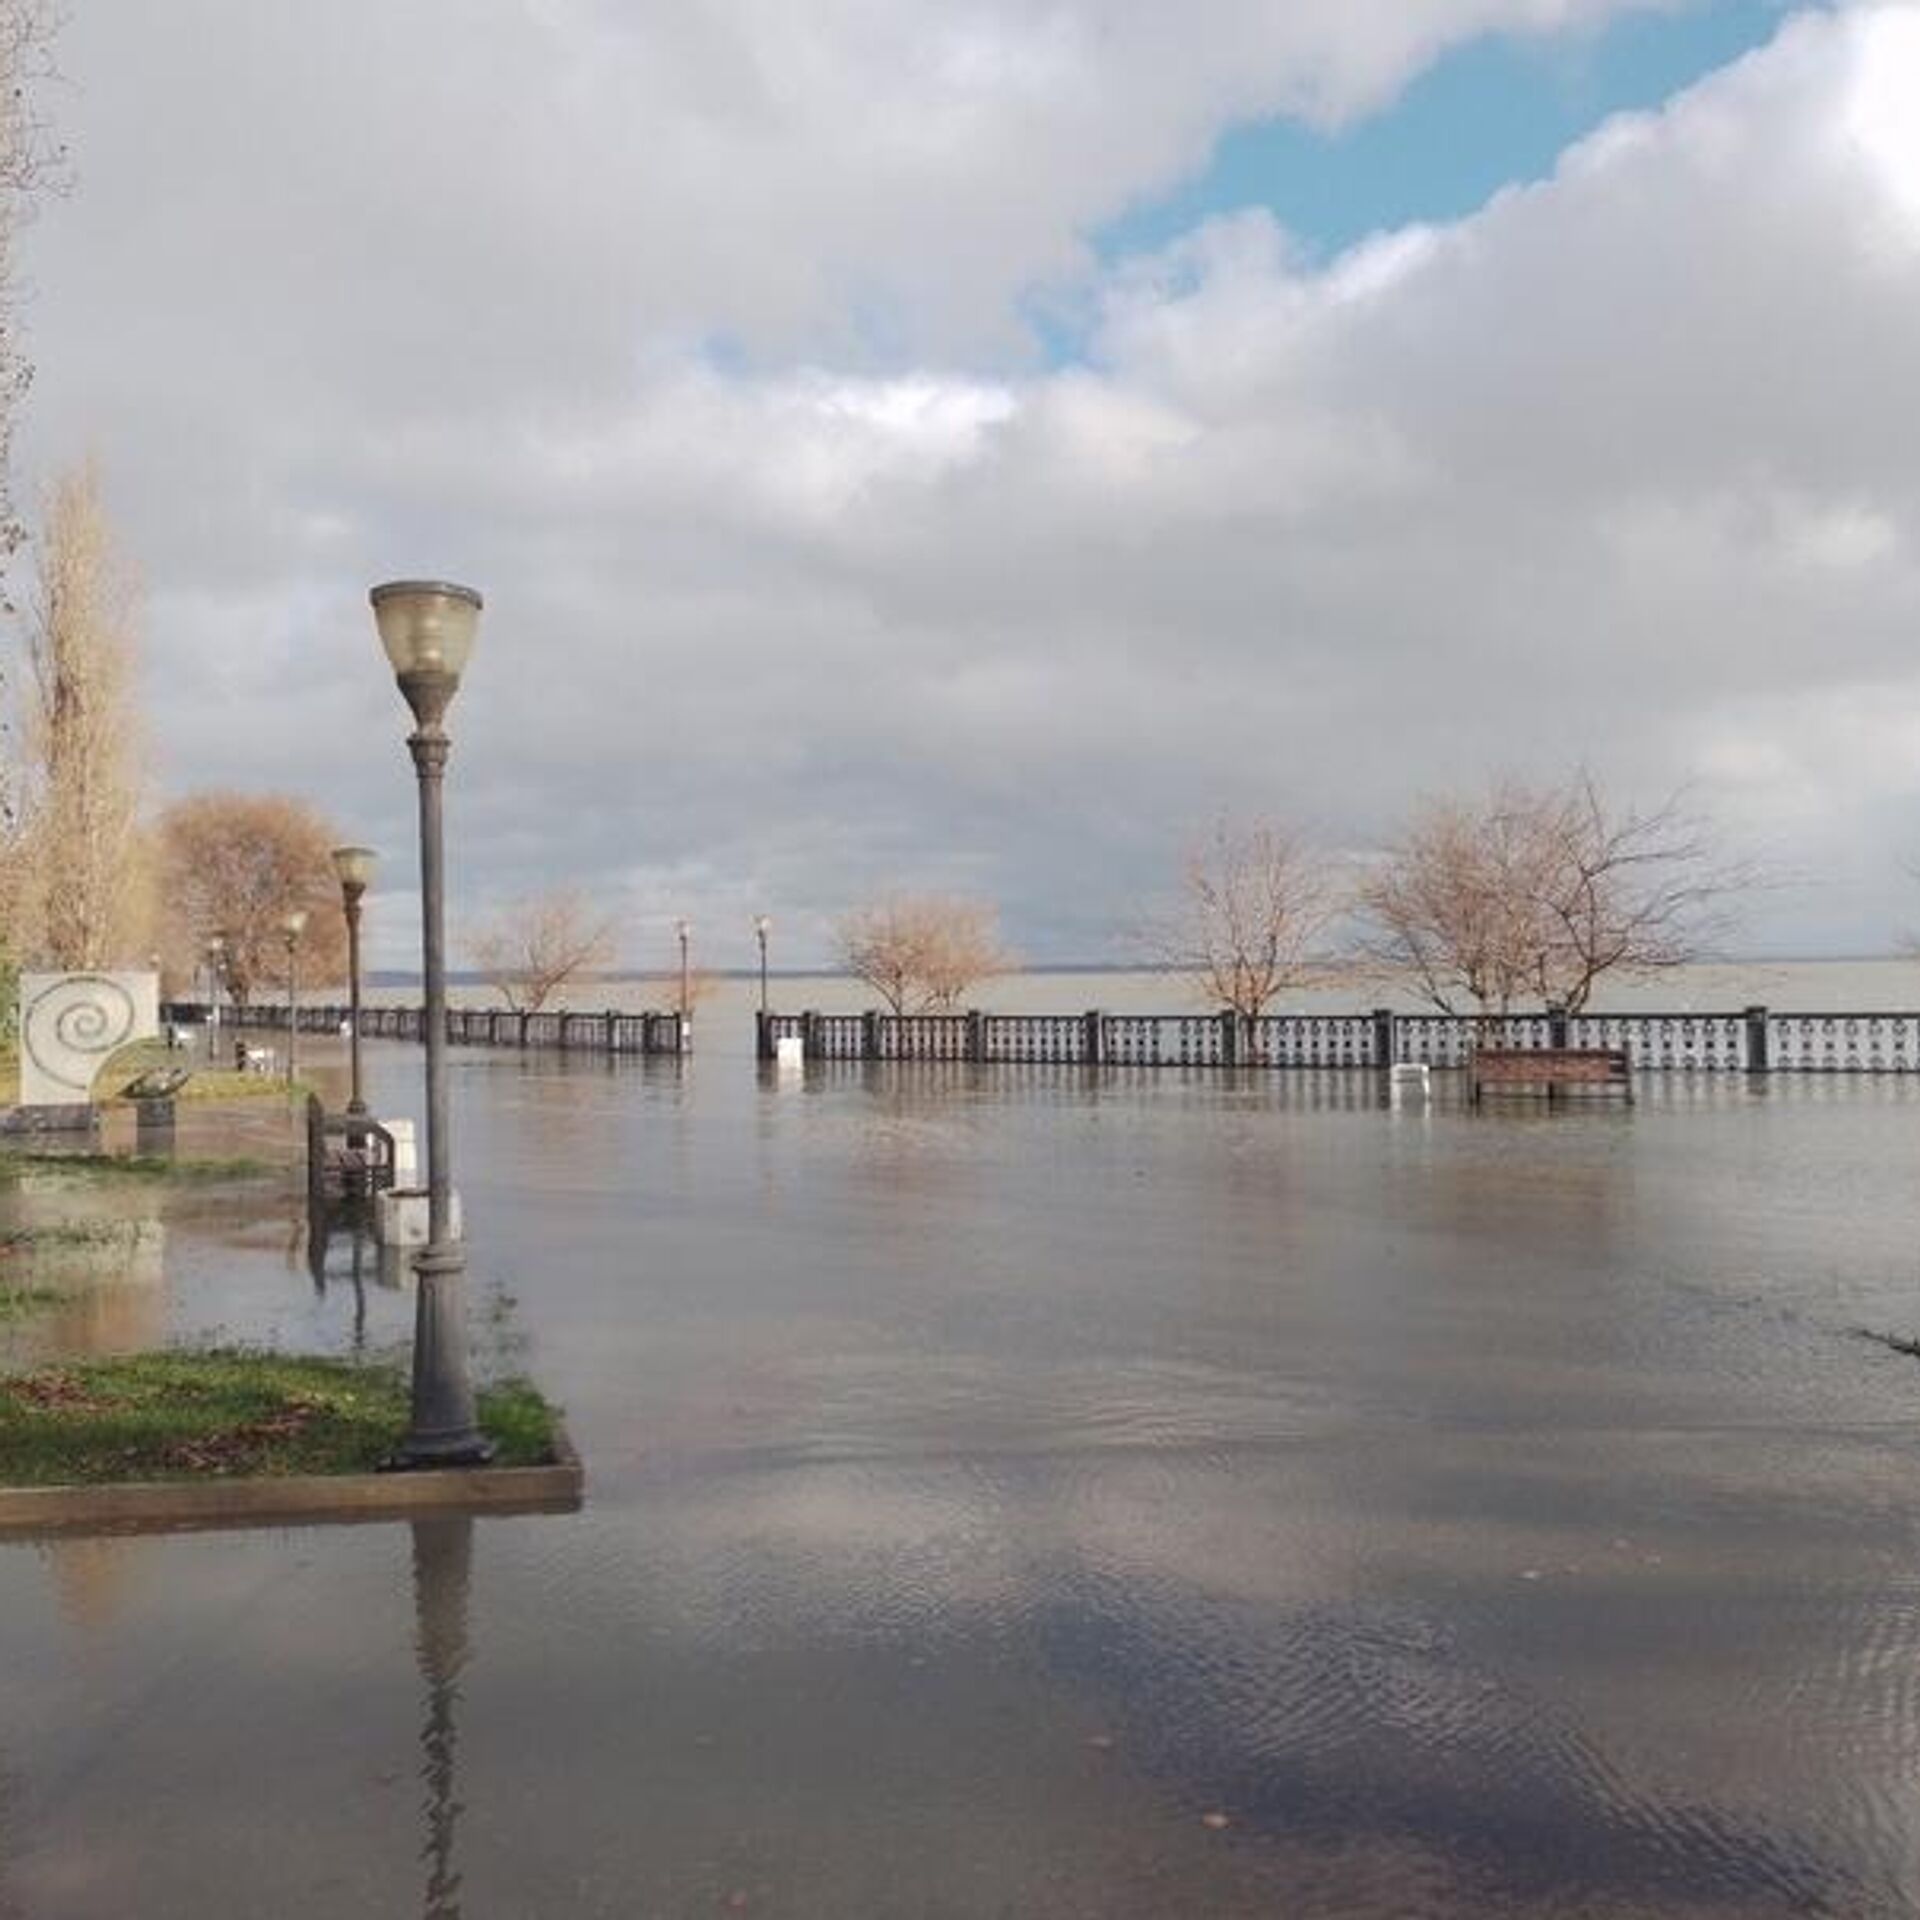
left=12, top=0, right=1920, bottom=968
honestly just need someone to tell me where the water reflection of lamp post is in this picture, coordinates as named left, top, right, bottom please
left=410, top=1514, right=473, bottom=1920
left=331, top=846, right=377, bottom=1118
left=281, top=908, right=308, bottom=1088
left=754, top=914, right=771, bottom=1015
left=205, top=933, right=226, bottom=1063
left=676, top=917, right=691, bottom=1025
left=372, top=579, right=491, bottom=1467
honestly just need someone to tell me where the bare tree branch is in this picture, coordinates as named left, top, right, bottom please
left=17, top=460, right=147, bottom=967
left=1145, top=817, right=1345, bottom=1018
left=465, top=888, right=616, bottom=1013
left=1360, top=771, right=1746, bottom=1015
left=838, top=895, right=1009, bottom=1014
left=158, top=793, right=349, bottom=1004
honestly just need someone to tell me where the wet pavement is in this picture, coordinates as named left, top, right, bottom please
left=5, top=1028, right=1920, bottom=1916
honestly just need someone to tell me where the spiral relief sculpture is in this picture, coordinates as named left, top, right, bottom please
left=17, top=972, right=159, bottom=1106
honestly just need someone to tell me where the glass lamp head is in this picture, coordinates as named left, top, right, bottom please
left=370, top=580, right=481, bottom=726
left=331, top=845, right=377, bottom=893
left=283, top=908, right=309, bottom=940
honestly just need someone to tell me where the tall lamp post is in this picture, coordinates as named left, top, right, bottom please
left=282, top=908, right=308, bottom=1087
left=754, top=914, right=771, bottom=1015
left=205, top=934, right=226, bottom=1064
left=331, top=846, right=377, bottom=1117
left=676, top=918, right=692, bottom=1024
left=372, top=578, right=492, bottom=1468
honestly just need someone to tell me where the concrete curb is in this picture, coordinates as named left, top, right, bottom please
left=0, top=1425, right=584, bottom=1539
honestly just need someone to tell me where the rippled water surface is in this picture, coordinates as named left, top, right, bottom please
left=8, top=1015, right=1920, bottom=1916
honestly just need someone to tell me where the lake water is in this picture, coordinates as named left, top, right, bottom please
left=6, top=964, right=1920, bottom=1915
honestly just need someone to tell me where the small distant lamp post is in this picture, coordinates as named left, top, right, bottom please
left=676, top=918, right=692, bottom=1024
left=282, top=908, right=308, bottom=1086
left=754, top=915, right=771, bottom=1015
left=331, top=845, right=377, bottom=1117
left=372, top=578, right=492, bottom=1467
left=205, top=934, right=226, bottom=1063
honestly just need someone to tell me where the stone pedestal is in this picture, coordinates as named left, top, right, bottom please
left=376, top=1187, right=462, bottom=1250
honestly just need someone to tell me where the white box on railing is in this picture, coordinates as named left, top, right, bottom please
left=375, top=1186, right=461, bottom=1249
left=383, top=1118, right=417, bottom=1182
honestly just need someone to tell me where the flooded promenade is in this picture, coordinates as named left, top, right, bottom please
left=6, top=991, right=1920, bottom=1915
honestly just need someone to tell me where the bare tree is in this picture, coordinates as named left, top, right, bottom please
left=839, top=895, right=1009, bottom=1014
left=0, top=1, right=64, bottom=588
left=17, top=462, right=147, bottom=966
left=0, top=1, right=63, bottom=1036
left=157, top=793, right=348, bottom=1004
left=1358, top=785, right=1545, bottom=1017
left=465, top=888, right=615, bottom=1013
left=1152, top=817, right=1344, bottom=1018
left=1361, top=773, right=1740, bottom=1015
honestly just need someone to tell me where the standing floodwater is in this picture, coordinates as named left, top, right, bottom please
left=5, top=1036, right=1920, bottom=1917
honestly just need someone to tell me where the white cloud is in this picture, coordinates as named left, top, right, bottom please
left=13, top=2, right=1920, bottom=967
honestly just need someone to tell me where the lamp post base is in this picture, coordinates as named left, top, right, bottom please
left=385, top=1430, right=497, bottom=1472
left=388, top=1238, right=494, bottom=1469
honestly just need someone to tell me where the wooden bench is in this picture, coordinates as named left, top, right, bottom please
left=1470, top=1047, right=1632, bottom=1104
left=305, top=1094, right=398, bottom=1211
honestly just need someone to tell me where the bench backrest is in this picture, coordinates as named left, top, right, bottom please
left=1471, top=1048, right=1628, bottom=1082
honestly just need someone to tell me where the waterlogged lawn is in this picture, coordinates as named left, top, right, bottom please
left=99, top=1039, right=315, bottom=1104
left=0, top=1350, right=559, bottom=1485
left=0, top=1150, right=279, bottom=1182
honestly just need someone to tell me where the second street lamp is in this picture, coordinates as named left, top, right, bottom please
left=206, top=933, right=226, bottom=1064
left=372, top=578, right=492, bottom=1468
left=332, top=845, right=377, bottom=1117
left=282, top=909, right=308, bottom=1087
left=676, top=918, right=691, bottom=1027
left=754, top=914, right=771, bottom=1015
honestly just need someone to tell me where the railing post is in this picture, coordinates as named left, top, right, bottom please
left=1219, top=1007, right=1239, bottom=1067
left=802, top=1010, right=821, bottom=1062
left=1745, top=1004, right=1770, bottom=1074
left=862, top=1009, right=882, bottom=1060
left=756, top=1009, right=771, bottom=1061
left=1548, top=1004, right=1570, bottom=1050
left=1372, top=1007, right=1395, bottom=1068
left=967, top=1009, right=985, bottom=1063
left=1085, top=1010, right=1105, bottom=1067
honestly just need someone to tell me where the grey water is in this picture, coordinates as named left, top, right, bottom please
left=7, top=964, right=1920, bottom=1914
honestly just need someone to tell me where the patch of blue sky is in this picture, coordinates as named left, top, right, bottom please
left=1094, top=1, right=1807, bottom=273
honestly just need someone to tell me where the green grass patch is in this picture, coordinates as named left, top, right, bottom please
left=0, top=1285, right=60, bottom=1321
left=0, top=1222, right=129, bottom=1252
left=0, top=1349, right=561, bottom=1486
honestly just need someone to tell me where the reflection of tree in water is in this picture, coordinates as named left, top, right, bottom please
left=43, top=1534, right=138, bottom=1634
left=412, top=1515, right=474, bottom=1920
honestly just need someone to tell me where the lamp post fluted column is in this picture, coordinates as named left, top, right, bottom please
left=206, top=935, right=226, bottom=1064
left=332, top=847, right=377, bottom=1118
left=755, top=915, right=770, bottom=1016
left=374, top=579, right=491, bottom=1469
left=282, top=909, right=307, bottom=1088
